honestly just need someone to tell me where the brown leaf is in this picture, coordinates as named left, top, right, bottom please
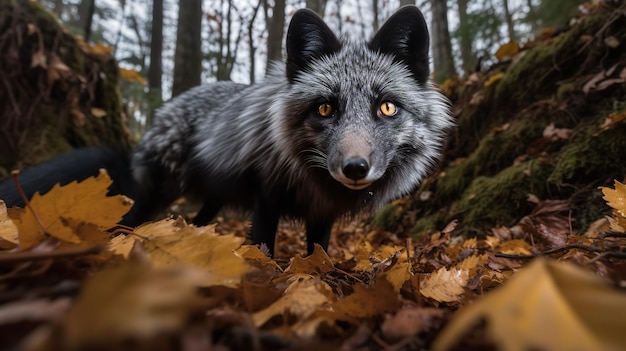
left=495, top=41, right=520, bottom=61
left=0, top=201, right=19, bottom=245
left=285, top=244, right=335, bottom=275
left=381, top=307, right=445, bottom=342
left=333, top=278, right=401, bottom=318
left=433, top=258, right=626, bottom=351
left=49, top=264, right=206, bottom=350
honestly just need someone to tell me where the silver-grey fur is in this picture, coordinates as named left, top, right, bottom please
left=131, top=6, right=453, bottom=255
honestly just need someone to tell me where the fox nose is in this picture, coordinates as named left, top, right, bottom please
left=342, top=157, right=370, bottom=180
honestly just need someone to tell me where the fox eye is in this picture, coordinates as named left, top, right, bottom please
left=379, top=101, right=397, bottom=117
left=317, top=102, right=334, bottom=117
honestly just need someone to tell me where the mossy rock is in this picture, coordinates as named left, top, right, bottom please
left=0, top=1, right=130, bottom=178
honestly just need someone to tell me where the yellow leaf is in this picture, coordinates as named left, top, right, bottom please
left=419, top=266, right=468, bottom=303
left=119, top=68, right=146, bottom=85
left=433, top=258, right=626, bottom=351
left=600, top=180, right=626, bottom=218
left=495, top=41, right=520, bottom=61
left=0, top=201, right=19, bottom=245
left=484, top=72, right=504, bottom=87
left=11, top=170, right=132, bottom=249
left=253, top=274, right=335, bottom=327
left=142, top=221, right=251, bottom=288
left=385, top=261, right=411, bottom=292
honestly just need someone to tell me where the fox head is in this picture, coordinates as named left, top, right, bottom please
left=271, top=6, right=453, bottom=204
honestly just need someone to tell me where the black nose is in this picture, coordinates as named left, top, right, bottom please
left=342, top=158, right=370, bottom=180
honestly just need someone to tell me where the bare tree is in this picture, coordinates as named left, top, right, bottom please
left=457, top=0, right=475, bottom=73
left=248, top=2, right=262, bottom=83
left=372, top=0, right=379, bottom=31
left=172, top=0, right=203, bottom=98
left=147, top=0, right=163, bottom=126
left=399, top=0, right=414, bottom=7
left=80, top=0, right=95, bottom=42
left=264, top=0, right=286, bottom=73
left=502, top=0, right=516, bottom=41
left=430, top=0, right=455, bottom=81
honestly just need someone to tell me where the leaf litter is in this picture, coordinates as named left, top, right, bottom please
left=1, top=172, right=625, bottom=350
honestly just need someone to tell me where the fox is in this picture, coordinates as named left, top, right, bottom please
left=0, top=6, right=453, bottom=255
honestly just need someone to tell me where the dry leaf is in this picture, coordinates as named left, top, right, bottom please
left=285, top=244, right=335, bottom=275
left=10, top=170, right=132, bottom=249
left=433, top=258, right=626, bottom=351
left=333, top=278, right=401, bottom=319
left=142, top=222, right=251, bottom=288
left=484, top=72, right=504, bottom=87
left=253, top=274, right=335, bottom=327
left=381, top=307, right=445, bottom=342
left=53, top=264, right=206, bottom=350
left=0, top=201, right=19, bottom=245
left=90, top=108, right=107, bottom=118
left=600, top=180, right=626, bottom=218
left=495, top=41, right=520, bottom=61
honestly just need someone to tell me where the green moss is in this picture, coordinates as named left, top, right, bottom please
left=452, top=160, right=554, bottom=235
left=411, top=211, right=449, bottom=236
left=370, top=203, right=401, bottom=231
left=549, top=121, right=626, bottom=185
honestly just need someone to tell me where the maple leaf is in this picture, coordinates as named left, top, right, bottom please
left=136, top=220, right=251, bottom=288
left=285, top=244, right=335, bottom=275
left=495, top=41, right=520, bottom=61
left=432, top=258, right=626, bottom=351
left=10, top=170, right=132, bottom=249
left=600, top=180, right=626, bottom=218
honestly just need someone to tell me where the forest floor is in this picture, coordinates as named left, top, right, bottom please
left=1, top=1, right=626, bottom=351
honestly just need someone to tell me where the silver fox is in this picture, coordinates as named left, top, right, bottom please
left=131, top=6, right=453, bottom=255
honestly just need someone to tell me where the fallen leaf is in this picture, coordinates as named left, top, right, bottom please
left=0, top=201, right=19, bottom=245
left=142, top=221, right=251, bottom=288
left=52, top=264, right=206, bottom=350
left=11, top=170, right=132, bottom=249
left=433, top=258, right=626, bottom=351
left=484, top=72, right=504, bottom=87
left=600, top=180, right=626, bottom=218
left=595, top=111, right=626, bottom=135
left=333, top=278, right=401, bottom=319
left=285, top=244, right=335, bottom=275
left=381, top=307, right=445, bottom=342
left=253, top=274, right=335, bottom=327
left=495, top=41, right=520, bottom=61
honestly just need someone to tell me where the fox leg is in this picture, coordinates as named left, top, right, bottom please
left=251, top=197, right=280, bottom=256
left=305, top=220, right=334, bottom=254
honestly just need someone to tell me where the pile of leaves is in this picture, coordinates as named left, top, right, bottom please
left=0, top=1, right=130, bottom=178
left=1, top=170, right=626, bottom=350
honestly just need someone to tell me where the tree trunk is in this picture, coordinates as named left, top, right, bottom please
left=172, top=0, right=203, bottom=98
left=457, top=0, right=475, bottom=74
left=502, top=0, right=516, bottom=42
left=372, top=0, right=379, bottom=31
left=147, top=0, right=163, bottom=126
left=399, top=0, right=414, bottom=7
left=430, top=0, right=455, bottom=82
left=265, top=0, right=285, bottom=73
left=248, top=2, right=262, bottom=84
left=81, top=0, right=95, bottom=42
left=305, top=0, right=326, bottom=17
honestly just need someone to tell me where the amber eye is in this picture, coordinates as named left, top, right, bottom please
left=380, top=101, right=397, bottom=117
left=317, top=102, right=334, bottom=117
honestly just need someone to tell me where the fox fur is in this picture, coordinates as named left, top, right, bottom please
left=132, top=6, right=453, bottom=254
left=0, top=6, right=452, bottom=255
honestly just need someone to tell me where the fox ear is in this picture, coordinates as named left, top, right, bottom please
left=369, top=6, right=430, bottom=84
left=286, top=9, right=341, bottom=82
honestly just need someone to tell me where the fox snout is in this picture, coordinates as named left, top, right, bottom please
left=342, top=157, right=370, bottom=180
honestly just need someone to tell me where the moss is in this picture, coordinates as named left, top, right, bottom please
left=452, top=160, right=554, bottom=235
left=411, top=211, right=449, bottom=236
left=370, top=203, right=401, bottom=231
left=549, top=116, right=626, bottom=186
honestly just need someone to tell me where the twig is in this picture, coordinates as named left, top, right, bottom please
left=0, top=245, right=104, bottom=264
left=495, top=244, right=604, bottom=259
left=11, top=170, right=50, bottom=237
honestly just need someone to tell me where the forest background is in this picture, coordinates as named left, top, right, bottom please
left=39, top=0, right=587, bottom=132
